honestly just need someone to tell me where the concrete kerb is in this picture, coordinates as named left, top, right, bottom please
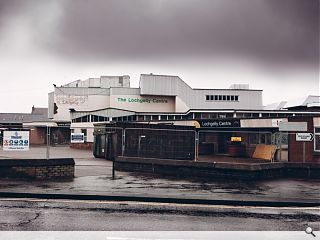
left=115, top=156, right=320, bottom=179
left=0, top=192, right=319, bottom=208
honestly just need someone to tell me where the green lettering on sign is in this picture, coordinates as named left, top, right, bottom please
left=117, top=97, right=168, bottom=104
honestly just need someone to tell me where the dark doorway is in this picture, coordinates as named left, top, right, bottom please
left=218, top=132, right=232, bottom=154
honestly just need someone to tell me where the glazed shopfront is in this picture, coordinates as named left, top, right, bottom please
left=93, top=118, right=284, bottom=161
left=195, top=118, right=281, bottom=159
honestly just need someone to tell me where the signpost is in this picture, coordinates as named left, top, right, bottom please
left=296, top=133, right=314, bottom=142
left=295, top=133, right=314, bottom=163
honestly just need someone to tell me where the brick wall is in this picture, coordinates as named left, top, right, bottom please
left=288, top=117, right=320, bottom=163
left=70, top=143, right=93, bottom=150
left=0, top=158, right=75, bottom=180
left=30, top=128, right=46, bottom=145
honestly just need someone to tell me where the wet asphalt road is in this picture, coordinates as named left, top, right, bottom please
left=0, top=147, right=319, bottom=232
left=0, top=173, right=319, bottom=204
left=0, top=147, right=319, bottom=205
left=0, top=199, right=319, bottom=231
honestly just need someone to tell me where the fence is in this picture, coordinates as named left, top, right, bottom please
left=0, top=125, right=302, bottom=163
left=123, top=128, right=196, bottom=160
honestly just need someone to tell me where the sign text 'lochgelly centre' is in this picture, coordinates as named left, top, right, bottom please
left=117, top=97, right=168, bottom=104
left=197, top=120, right=241, bottom=128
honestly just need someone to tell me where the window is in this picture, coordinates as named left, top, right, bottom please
left=186, top=113, right=194, bottom=119
left=315, top=128, right=320, bottom=151
left=205, top=94, right=240, bottom=102
left=201, top=113, right=210, bottom=119
left=73, top=115, right=90, bottom=123
left=249, top=133, right=259, bottom=145
left=81, top=129, right=87, bottom=142
left=249, top=133, right=272, bottom=145
left=160, top=115, right=167, bottom=120
left=194, top=113, right=201, bottom=119
left=119, top=77, right=123, bottom=86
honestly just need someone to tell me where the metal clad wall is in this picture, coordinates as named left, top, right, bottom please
left=48, top=92, right=54, bottom=119
left=110, top=88, right=141, bottom=95
left=54, top=87, right=110, bottom=96
left=140, top=75, right=263, bottom=110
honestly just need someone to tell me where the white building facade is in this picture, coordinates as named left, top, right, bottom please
left=48, top=74, right=319, bottom=145
left=48, top=74, right=265, bottom=143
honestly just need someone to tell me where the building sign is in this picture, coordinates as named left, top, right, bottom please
left=57, top=122, right=71, bottom=127
left=71, top=133, right=85, bottom=143
left=194, top=121, right=201, bottom=128
left=231, top=137, right=242, bottom=142
left=272, top=119, right=284, bottom=127
left=56, top=95, right=88, bottom=105
left=3, top=131, right=29, bottom=151
left=279, top=122, right=307, bottom=132
left=117, top=97, right=168, bottom=104
left=196, top=120, right=241, bottom=128
left=296, top=133, right=314, bottom=142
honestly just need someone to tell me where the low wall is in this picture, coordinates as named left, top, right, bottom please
left=115, top=157, right=320, bottom=180
left=285, top=163, right=320, bottom=178
left=70, top=143, right=93, bottom=150
left=0, top=158, right=75, bottom=180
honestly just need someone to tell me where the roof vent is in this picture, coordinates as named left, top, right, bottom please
left=229, top=84, right=249, bottom=90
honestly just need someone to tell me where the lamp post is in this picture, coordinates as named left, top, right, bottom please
left=46, top=125, right=50, bottom=160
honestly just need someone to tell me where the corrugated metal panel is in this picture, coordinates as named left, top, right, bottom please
left=0, top=113, right=49, bottom=123
left=110, top=88, right=141, bottom=95
left=48, top=92, right=54, bottom=119
left=54, top=87, right=110, bottom=96
left=62, top=75, right=130, bottom=88
left=241, top=118, right=287, bottom=128
left=140, top=74, right=263, bottom=110
left=96, top=108, right=135, bottom=118
left=71, top=108, right=135, bottom=119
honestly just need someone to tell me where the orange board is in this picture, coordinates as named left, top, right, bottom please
left=252, top=144, right=277, bottom=161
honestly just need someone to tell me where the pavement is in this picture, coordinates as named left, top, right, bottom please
left=0, top=146, right=319, bottom=206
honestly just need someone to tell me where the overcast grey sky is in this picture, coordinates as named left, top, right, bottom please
left=0, top=0, right=319, bottom=113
